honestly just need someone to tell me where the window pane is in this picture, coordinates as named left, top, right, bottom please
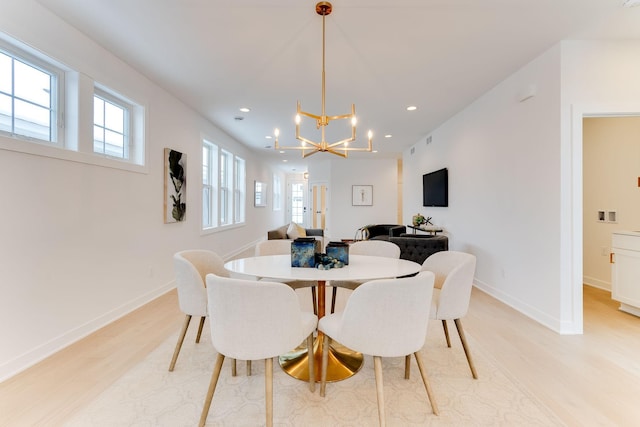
left=203, top=187, right=211, bottom=228
left=0, top=52, right=11, bottom=94
left=104, top=129, right=124, bottom=157
left=94, top=97, right=104, bottom=126
left=104, top=100, right=124, bottom=133
left=14, top=59, right=51, bottom=107
left=0, top=93, right=11, bottom=133
left=14, top=98, right=50, bottom=140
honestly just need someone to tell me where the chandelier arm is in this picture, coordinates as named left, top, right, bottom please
left=273, top=2, right=373, bottom=158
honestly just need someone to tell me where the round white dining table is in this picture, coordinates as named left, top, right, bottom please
left=224, top=254, right=422, bottom=382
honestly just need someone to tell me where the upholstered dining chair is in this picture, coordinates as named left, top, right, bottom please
left=319, top=271, right=439, bottom=425
left=199, top=274, right=318, bottom=427
left=419, top=250, right=478, bottom=379
left=255, top=239, right=319, bottom=314
left=329, top=240, right=401, bottom=313
left=169, top=250, right=229, bottom=372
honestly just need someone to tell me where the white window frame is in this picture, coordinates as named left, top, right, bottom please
left=0, top=32, right=147, bottom=174
left=202, top=139, right=245, bottom=232
left=273, top=173, right=282, bottom=211
left=0, top=42, right=63, bottom=146
left=234, top=156, right=246, bottom=223
left=202, top=139, right=218, bottom=229
left=93, top=88, right=130, bottom=160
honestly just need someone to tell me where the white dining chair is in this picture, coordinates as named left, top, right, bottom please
left=319, top=271, right=439, bottom=425
left=255, top=239, right=319, bottom=314
left=329, top=240, right=401, bottom=313
left=420, top=250, right=478, bottom=379
left=169, top=250, right=229, bottom=372
left=199, top=274, right=318, bottom=427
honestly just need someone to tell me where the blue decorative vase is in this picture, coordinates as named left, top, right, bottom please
left=326, top=241, right=349, bottom=265
left=291, top=238, right=317, bottom=268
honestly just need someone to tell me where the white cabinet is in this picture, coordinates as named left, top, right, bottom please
left=611, top=231, right=640, bottom=317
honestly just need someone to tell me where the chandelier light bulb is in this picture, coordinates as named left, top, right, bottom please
left=274, top=128, right=280, bottom=137
left=295, top=114, right=301, bottom=125
left=351, top=117, right=357, bottom=126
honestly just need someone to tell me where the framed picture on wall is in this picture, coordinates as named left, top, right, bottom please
left=352, top=185, right=373, bottom=206
left=164, top=148, right=186, bottom=223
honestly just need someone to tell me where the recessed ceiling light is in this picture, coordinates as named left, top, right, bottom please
left=239, top=107, right=250, bottom=112
left=384, top=134, right=392, bottom=138
left=279, top=151, right=285, bottom=154
left=265, top=135, right=272, bottom=139
left=373, top=150, right=378, bottom=153
left=406, top=106, right=417, bottom=111
left=283, top=159, right=288, bottom=163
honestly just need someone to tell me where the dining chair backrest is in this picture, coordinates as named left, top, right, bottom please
left=205, top=273, right=317, bottom=360
left=326, top=271, right=435, bottom=358
left=174, top=250, right=228, bottom=316
left=255, top=239, right=292, bottom=256
left=421, top=251, right=476, bottom=320
left=348, top=240, right=401, bottom=258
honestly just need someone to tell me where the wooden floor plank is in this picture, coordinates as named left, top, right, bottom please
left=1, top=285, right=639, bottom=426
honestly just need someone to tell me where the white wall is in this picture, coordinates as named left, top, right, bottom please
left=0, top=0, right=284, bottom=381
left=404, top=45, right=565, bottom=331
left=561, top=40, right=640, bottom=331
left=325, top=158, right=400, bottom=240
left=583, top=117, right=640, bottom=291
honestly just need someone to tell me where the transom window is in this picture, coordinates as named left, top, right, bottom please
left=0, top=49, right=58, bottom=143
left=93, top=90, right=129, bottom=159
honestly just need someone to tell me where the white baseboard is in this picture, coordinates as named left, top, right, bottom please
left=473, top=278, right=570, bottom=334
left=583, top=276, right=611, bottom=291
left=0, top=281, right=175, bottom=383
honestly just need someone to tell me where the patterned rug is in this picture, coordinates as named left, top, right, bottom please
left=64, top=320, right=564, bottom=427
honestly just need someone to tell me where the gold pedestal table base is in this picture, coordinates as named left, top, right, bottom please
left=279, top=279, right=363, bottom=382
left=279, top=333, right=363, bottom=382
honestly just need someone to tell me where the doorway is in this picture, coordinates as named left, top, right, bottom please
left=571, top=105, right=640, bottom=334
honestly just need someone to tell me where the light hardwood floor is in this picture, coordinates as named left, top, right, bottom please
left=1, top=286, right=639, bottom=426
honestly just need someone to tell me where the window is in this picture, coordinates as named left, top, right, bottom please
left=0, top=34, right=147, bottom=172
left=234, top=157, right=246, bottom=223
left=0, top=48, right=60, bottom=143
left=202, top=139, right=245, bottom=231
left=93, top=90, right=129, bottom=159
left=202, top=140, right=218, bottom=229
left=273, top=174, right=281, bottom=211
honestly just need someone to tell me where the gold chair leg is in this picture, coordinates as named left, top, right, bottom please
left=331, top=287, right=337, bottom=314
left=247, top=360, right=252, bottom=376
left=404, top=354, right=411, bottom=379
left=198, top=353, right=225, bottom=427
left=307, top=333, right=315, bottom=392
left=319, top=335, right=330, bottom=397
left=231, top=358, right=237, bottom=377
left=454, top=318, right=478, bottom=379
left=414, top=351, right=439, bottom=415
left=265, top=358, right=273, bottom=427
left=373, top=356, right=386, bottom=427
left=195, top=316, right=206, bottom=343
left=311, top=286, right=318, bottom=315
left=442, top=319, right=451, bottom=347
left=168, top=314, right=191, bottom=372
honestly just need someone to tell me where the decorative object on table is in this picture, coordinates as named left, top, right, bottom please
left=164, top=148, right=186, bottom=223
left=326, top=241, right=349, bottom=265
left=254, top=181, right=267, bottom=207
left=314, top=253, right=344, bottom=270
left=412, top=213, right=426, bottom=227
left=352, top=185, right=373, bottom=206
left=291, top=237, right=318, bottom=268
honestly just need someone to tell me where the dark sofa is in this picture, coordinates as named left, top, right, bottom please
left=367, top=227, right=448, bottom=264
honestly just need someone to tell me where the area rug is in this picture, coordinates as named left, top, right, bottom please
left=64, top=321, right=564, bottom=426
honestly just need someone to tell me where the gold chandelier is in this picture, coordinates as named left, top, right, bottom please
left=274, top=1, right=373, bottom=158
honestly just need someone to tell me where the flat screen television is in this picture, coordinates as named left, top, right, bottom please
left=422, top=168, right=448, bottom=207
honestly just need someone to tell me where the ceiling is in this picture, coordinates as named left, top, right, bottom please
left=35, top=0, right=640, bottom=172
